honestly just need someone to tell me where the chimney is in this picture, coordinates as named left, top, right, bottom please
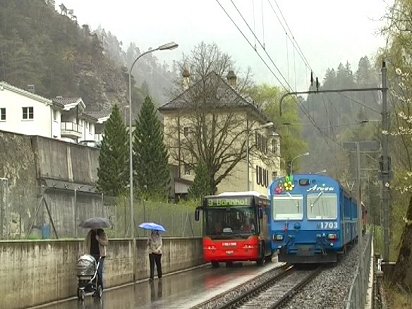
left=226, top=70, right=237, bottom=88
left=182, top=67, right=191, bottom=90
left=27, top=84, right=35, bottom=93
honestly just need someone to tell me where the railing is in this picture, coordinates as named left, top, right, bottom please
left=345, top=233, right=372, bottom=309
left=60, top=121, right=83, bottom=136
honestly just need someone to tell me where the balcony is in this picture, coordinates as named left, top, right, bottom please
left=61, top=121, right=83, bottom=139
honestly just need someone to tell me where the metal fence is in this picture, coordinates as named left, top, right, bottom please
left=345, top=232, right=372, bottom=309
left=0, top=182, right=202, bottom=240
left=105, top=196, right=202, bottom=238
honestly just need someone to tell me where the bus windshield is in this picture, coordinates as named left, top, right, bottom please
left=205, top=206, right=257, bottom=239
left=307, top=192, right=338, bottom=219
left=272, top=195, right=303, bottom=220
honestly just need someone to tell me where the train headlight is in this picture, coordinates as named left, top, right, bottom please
left=327, top=233, right=337, bottom=240
left=274, top=234, right=284, bottom=241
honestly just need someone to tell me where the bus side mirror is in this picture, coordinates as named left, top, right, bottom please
left=195, top=207, right=200, bottom=221
left=259, top=208, right=263, bottom=219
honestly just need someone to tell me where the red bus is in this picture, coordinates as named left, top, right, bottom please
left=195, top=191, right=273, bottom=267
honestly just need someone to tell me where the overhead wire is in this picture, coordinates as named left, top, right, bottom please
left=227, top=0, right=293, bottom=90
left=215, top=0, right=289, bottom=89
left=269, top=0, right=313, bottom=74
left=215, top=0, right=352, bottom=153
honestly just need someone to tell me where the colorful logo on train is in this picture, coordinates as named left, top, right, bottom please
left=274, top=175, right=294, bottom=194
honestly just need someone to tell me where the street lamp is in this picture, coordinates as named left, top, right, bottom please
left=246, top=122, right=274, bottom=191
left=128, top=41, right=178, bottom=234
left=128, top=41, right=178, bottom=280
left=290, top=152, right=309, bottom=174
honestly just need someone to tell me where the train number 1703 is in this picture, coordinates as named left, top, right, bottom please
left=319, top=222, right=338, bottom=229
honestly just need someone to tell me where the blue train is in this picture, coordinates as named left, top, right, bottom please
left=268, top=174, right=359, bottom=263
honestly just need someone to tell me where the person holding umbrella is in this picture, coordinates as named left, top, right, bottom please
left=85, top=227, right=109, bottom=292
left=147, top=230, right=163, bottom=280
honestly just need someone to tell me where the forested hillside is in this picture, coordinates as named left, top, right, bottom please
left=0, top=0, right=176, bottom=115
left=298, top=57, right=381, bottom=176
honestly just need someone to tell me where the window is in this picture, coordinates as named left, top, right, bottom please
left=22, top=107, right=34, bottom=120
left=271, top=139, right=278, bottom=154
left=0, top=108, right=5, bottom=121
left=183, top=127, right=189, bottom=137
left=273, top=195, right=304, bottom=220
left=307, top=193, right=338, bottom=220
left=184, top=164, right=191, bottom=175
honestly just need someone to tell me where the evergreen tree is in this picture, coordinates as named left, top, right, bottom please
left=133, top=96, right=170, bottom=199
left=97, top=104, right=129, bottom=196
left=188, top=161, right=213, bottom=200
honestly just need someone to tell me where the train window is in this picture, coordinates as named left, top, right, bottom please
left=299, top=178, right=310, bottom=186
left=272, top=195, right=303, bottom=220
left=307, top=193, right=338, bottom=219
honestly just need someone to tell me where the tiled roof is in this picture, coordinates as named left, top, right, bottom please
left=158, top=72, right=269, bottom=122
left=84, top=109, right=111, bottom=120
left=52, top=97, right=82, bottom=106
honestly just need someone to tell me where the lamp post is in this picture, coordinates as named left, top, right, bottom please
left=128, top=41, right=178, bottom=280
left=290, top=152, right=309, bottom=174
left=246, top=122, right=274, bottom=191
left=128, top=41, right=178, bottom=234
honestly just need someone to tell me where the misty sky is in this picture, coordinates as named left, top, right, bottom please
left=60, top=0, right=391, bottom=91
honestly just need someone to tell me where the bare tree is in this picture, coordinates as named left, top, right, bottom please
left=160, top=42, right=272, bottom=194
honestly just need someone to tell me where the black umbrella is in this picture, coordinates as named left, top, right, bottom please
left=79, top=217, right=112, bottom=229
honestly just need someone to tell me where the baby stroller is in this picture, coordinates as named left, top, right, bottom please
left=76, top=254, right=103, bottom=301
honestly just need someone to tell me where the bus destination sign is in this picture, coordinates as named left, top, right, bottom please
left=207, top=197, right=252, bottom=207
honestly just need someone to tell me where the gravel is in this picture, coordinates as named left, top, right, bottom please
left=193, top=242, right=365, bottom=309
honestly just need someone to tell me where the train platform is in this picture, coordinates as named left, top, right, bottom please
left=41, top=258, right=282, bottom=309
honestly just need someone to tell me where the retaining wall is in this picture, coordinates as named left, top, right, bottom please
left=0, top=237, right=203, bottom=309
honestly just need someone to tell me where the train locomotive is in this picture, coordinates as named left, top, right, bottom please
left=269, top=174, right=360, bottom=264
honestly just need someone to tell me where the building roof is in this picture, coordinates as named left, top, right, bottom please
left=53, top=96, right=86, bottom=111
left=0, top=81, right=52, bottom=106
left=84, top=109, right=111, bottom=123
left=158, top=72, right=270, bottom=123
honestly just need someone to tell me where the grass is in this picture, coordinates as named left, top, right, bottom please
left=384, top=283, right=412, bottom=309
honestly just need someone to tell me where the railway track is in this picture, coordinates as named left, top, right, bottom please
left=233, top=266, right=322, bottom=308
left=193, top=264, right=323, bottom=309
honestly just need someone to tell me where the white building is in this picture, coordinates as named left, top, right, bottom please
left=0, top=81, right=110, bottom=144
left=0, top=81, right=60, bottom=138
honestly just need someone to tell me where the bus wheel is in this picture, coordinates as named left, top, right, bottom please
left=264, top=253, right=273, bottom=263
left=211, top=261, right=219, bottom=268
left=225, top=262, right=233, bottom=268
left=256, top=243, right=265, bottom=266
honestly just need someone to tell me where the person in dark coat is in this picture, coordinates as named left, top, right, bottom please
left=85, top=228, right=108, bottom=291
left=147, top=230, right=162, bottom=280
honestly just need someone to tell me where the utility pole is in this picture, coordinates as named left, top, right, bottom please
left=381, top=61, right=390, bottom=262
left=280, top=61, right=390, bottom=261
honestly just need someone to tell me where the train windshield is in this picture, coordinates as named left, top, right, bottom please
left=204, top=207, right=257, bottom=239
left=307, top=192, right=338, bottom=219
left=272, top=195, right=303, bottom=220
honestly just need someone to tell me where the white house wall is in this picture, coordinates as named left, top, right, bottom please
left=0, top=87, right=53, bottom=138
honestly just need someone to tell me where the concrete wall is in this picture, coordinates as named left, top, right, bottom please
left=0, top=237, right=203, bottom=309
left=0, top=130, right=105, bottom=239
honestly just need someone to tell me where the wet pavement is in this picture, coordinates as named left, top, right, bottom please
left=40, top=259, right=281, bottom=309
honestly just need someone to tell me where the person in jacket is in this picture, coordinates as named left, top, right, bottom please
left=147, top=230, right=162, bottom=280
left=85, top=228, right=108, bottom=291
